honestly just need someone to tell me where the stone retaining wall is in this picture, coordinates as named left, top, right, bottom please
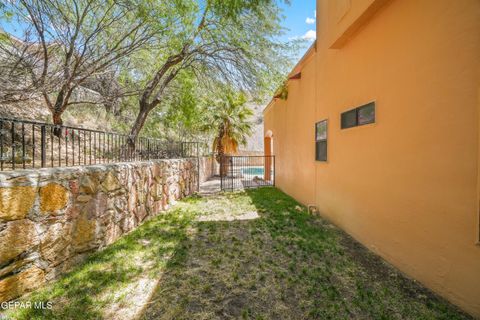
left=0, top=158, right=201, bottom=302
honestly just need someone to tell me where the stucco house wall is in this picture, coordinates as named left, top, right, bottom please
left=264, top=0, right=480, bottom=316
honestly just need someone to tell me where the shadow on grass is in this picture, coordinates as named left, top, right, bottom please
left=140, top=187, right=472, bottom=320
left=6, top=188, right=473, bottom=320
left=5, top=207, right=195, bottom=320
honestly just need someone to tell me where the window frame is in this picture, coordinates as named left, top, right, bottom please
left=315, top=120, right=328, bottom=162
left=341, top=102, right=376, bottom=129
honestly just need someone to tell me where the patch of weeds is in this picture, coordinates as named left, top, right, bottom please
left=211, top=257, right=222, bottom=267
left=242, top=308, right=252, bottom=319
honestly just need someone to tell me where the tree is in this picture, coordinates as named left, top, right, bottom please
left=203, top=90, right=253, bottom=176
left=0, top=0, right=156, bottom=130
left=128, top=0, right=290, bottom=142
left=147, top=70, right=206, bottom=141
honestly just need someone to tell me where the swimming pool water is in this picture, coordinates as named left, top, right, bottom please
left=241, top=167, right=265, bottom=175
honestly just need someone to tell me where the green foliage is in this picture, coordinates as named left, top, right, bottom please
left=124, top=0, right=296, bottom=138
left=202, top=88, right=254, bottom=155
left=162, top=74, right=203, bottom=135
left=1, top=0, right=299, bottom=141
left=0, top=32, right=10, bottom=44
left=276, top=81, right=289, bottom=100
left=138, top=70, right=207, bottom=140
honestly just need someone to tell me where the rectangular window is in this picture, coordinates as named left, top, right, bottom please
left=315, top=120, right=327, bottom=161
left=341, top=109, right=357, bottom=129
left=341, top=102, right=375, bottom=129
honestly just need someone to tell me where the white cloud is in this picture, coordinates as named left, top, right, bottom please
left=302, top=30, right=316, bottom=41
left=305, top=17, right=315, bottom=24
left=314, top=10, right=316, bottom=18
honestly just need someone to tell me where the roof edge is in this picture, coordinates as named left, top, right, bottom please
left=263, top=41, right=317, bottom=114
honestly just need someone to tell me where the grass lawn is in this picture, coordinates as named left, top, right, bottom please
left=3, top=188, right=471, bottom=320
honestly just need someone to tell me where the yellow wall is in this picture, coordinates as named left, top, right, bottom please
left=264, top=0, right=480, bottom=316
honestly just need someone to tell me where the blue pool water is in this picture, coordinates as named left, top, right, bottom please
left=241, top=167, right=264, bottom=175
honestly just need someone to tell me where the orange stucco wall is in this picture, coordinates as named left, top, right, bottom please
left=264, top=0, right=480, bottom=316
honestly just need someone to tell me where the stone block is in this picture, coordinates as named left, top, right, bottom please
left=0, top=253, right=38, bottom=279
left=40, top=222, right=72, bottom=265
left=101, top=172, right=121, bottom=192
left=72, top=215, right=96, bottom=252
left=79, top=176, right=98, bottom=195
left=0, top=186, right=36, bottom=221
left=80, top=193, right=108, bottom=219
left=39, top=183, right=69, bottom=213
left=0, top=220, right=38, bottom=265
left=65, top=204, right=81, bottom=221
left=69, top=180, right=79, bottom=195
left=0, top=266, right=45, bottom=302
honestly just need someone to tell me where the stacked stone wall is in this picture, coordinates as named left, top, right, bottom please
left=0, top=158, right=200, bottom=302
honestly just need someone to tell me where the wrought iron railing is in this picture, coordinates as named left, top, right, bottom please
left=0, top=117, right=207, bottom=171
left=219, top=155, right=275, bottom=191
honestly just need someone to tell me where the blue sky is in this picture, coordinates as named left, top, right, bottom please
left=2, top=1, right=317, bottom=59
left=278, top=1, right=317, bottom=47
left=2, top=1, right=317, bottom=42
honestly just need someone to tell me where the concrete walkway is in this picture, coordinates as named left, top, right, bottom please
left=199, top=177, right=222, bottom=195
left=200, top=176, right=274, bottom=195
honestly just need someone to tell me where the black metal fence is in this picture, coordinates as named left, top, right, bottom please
left=0, top=117, right=207, bottom=171
left=220, top=155, right=275, bottom=191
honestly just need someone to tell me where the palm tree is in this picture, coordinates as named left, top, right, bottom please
left=208, top=91, right=254, bottom=176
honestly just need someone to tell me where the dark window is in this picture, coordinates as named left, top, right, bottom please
left=315, top=120, right=327, bottom=161
left=341, top=102, right=375, bottom=129
left=358, top=103, right=375, bottom=125
left=341, top=109, right=357, bottom=129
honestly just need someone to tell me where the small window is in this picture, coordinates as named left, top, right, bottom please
left=341, top=102, right=375, bottom=129
left=341, top=109, right=357, bottom=129
left=315, top=120, right=327, bottom=161
left=358, top=103, right=375, bottom=125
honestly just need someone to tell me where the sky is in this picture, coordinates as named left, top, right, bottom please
left=1, top=0, right=317, bottom=60
left=278, top=0, right=317, bottom=57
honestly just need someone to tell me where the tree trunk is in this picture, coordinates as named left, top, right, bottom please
left=52, top=112, right=63, bottom=126
left=50, top=87, right=67, bottom=137
left=127, top=100, right=153, bottom=160
left=215, top=132, right=228, bottom=177
left=52, top=110, right=64, bottom=137
left=128, top=59, right=180, bottom=148
left=129, top=103, right=151, bottom=142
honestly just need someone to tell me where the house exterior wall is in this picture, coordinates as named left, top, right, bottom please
left=264, top=0, right=480, bottom=316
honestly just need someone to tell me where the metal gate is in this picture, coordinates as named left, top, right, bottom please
left=220, top=155, right=275, bottom=191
